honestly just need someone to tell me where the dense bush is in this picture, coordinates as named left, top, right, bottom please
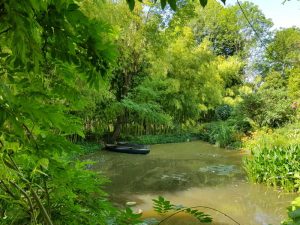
left=239, top=72, right=296, bottom=128
left=199, top=121, right=242, bottom=148
left=233, top=117, right=252, bottom=134
left=215, top=105, right=232, bottom=121
left=0, top=141, right=145, bottom=225
left=243, top=122, right=300, bottom=150
left=239, top=90, right=295, bottom=128
left=244, top=145, right=300, bottom=192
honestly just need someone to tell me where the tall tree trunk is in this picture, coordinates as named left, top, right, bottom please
left=111, top=115, right=123, bottom=143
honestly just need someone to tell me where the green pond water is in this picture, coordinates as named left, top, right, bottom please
left=84, top=141, right=297, bottom=225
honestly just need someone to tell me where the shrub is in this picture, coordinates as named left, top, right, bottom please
left=215, top=105, right=232, bottom=121
left=199, top=121, right=242, bottom=148
left=238, top=71, right=295, bottom=128
left=243, top=122, right=300, bottom=151
left=233, top=117, right=252, bottom=134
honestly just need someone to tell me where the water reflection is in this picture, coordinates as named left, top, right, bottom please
left=84, top=141, right=296, bottom=225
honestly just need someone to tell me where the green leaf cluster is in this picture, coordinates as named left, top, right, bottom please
left=244, top=145, right=300, bottom=192
left=282, top=197, right=300, bottom=225
left=152, top=196, right=212, bottom=223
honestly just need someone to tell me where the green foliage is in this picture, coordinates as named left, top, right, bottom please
left=127, top=133, right=198, bottom=145
left=184, top=208, right=212, bottom=223
left=243, top=124, right=300, bottom=194
left=237, top=92, right=264, bottom=125
left=288, top=68, right=300, bottom=101
left=187, top=0, right=272, bottom=57
left=0, top=0, right=295, bottom=224
left=215, top=105, right=232, bottom=120
left=158, top=31, right=224, bottom=124
left=0, top=143, right=121, bottom=225
left=78, top=142, right=103, bottom=155
left=265, top=28, right=300, bottom=74
left=288, top=68, right=300, bottom=119
left=123, top=0, right=227, bottom=11
left=153, top=196, right=176, bottom=214
left=199, top=0, right=209, bottom=7
left=152, top=196, right=212, bottom=223
left=117, top=207, right=143, bottom=224
left=239, top=71, right=295, bottom=128
left=231, top=25, right=300, bottom=197
left=199, top=121, right=242, bottom=148
left=121, top=97, right=172, bottom=126
left=243, top=122, right=300, bottom=153
left=244, top=145, right=300, bottom=192
left=0, top=0, right=123, bottom=224
left=282, top=197, right=300, bottom=225
left=79, top=0, right=273, bottom=142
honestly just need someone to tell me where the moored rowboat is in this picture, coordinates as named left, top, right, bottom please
left=105, top=143, right=150, bottom=154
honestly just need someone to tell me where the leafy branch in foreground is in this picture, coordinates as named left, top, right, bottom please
left=0, top=0, right=120, bottom=224
left=282, top=197, right=300, bottom=225
left=152, top=196, right=241, bottom=224
left=118, top=207, right=143, bottom=224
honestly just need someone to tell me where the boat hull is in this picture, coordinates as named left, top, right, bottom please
left=105, top=144, right=150, bottom=155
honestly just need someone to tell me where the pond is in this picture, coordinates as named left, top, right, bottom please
left=84, top=141, right=296, bottom=225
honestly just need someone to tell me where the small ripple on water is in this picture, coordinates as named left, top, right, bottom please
left=198, top=164, right=241, bottom=176
left=161, top=173, right=188, bottom=182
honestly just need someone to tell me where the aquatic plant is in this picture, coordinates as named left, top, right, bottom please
left=244, top=145, right=300, bottom=192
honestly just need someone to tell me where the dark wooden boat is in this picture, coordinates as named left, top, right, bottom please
left=105, top=143, right=150, bottom=155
